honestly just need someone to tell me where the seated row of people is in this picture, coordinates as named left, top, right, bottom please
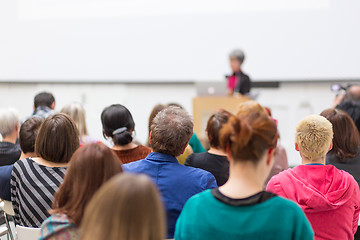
left=1, top=92, right=360, bottom=239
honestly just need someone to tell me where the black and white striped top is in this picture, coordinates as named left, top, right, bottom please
left=10, top=158, right=67, bottom=227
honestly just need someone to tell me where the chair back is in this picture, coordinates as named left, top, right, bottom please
left=16, top=225, right=40, bottom=240
left=1, top=200, right=15, bottom=216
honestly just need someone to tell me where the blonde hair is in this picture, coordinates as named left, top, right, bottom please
left=79, top=173, right=166, bottom=240
left=61, top=102, right=88, bottom=141
left=295, top=115, right=333, bottom=161
left=237, top=100, right=268, bottom=118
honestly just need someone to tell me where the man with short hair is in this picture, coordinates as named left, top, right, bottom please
left=123, top=106, right=217, bottom=239
left=32, top=91, right=56, bottom=119
left=267, top=115, right=360, bottom=240
left=0, top=108, right=21, bottom=166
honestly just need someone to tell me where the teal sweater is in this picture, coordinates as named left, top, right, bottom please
left=175, top=189, right=314, bottom=240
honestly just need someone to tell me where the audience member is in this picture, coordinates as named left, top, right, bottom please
left=32, top=92, right=56, bottom=119
left=101, top=104, right=151, bottom=164
left=175, top=113, right=313, bottom=239
left=334, top=85, right=360, bottom=133
left=11, top=113, right=79, bottom=227
left=0, top=117, right=43, bottom=201
left=321, top=108, right=360, bottom=185
left=79, top=173, right=165, bottom=240
left=263, top=107, right=289, bottom=185
left=185, top=109, right=231, bottom=186
left=267, top=115, right=360, bottom=239
left=227, top=49, right=251, bottom=96
left=237, top=101, right=289, bottom=185
left=167, top=103, right=206, bottom=153
left=0, top=108, right=21, bottom=166
left=61, top=102, right=97, bottom=145
left=123, top=106, right=217, bottom=238
left=40, top=143, right=123, bottom=240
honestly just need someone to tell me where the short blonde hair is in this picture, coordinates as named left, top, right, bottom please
left=295, top=115, right=333, bottom=161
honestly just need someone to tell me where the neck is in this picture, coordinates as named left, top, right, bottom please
left=31, top=157, right=68, bottom=168
left=2, top=133, right=17, bottom=144
left=20, top=152, right=37, bottom=160
left=208, top=147, right=227, bottom=156
left=112, top=142, right=138, bottom=151
left=302, top=156, right=325, bottom=165
left=219, top=161, right=264, bottom=199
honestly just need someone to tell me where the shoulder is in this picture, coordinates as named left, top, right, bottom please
left=122, top=159, right=146, bottom=172
left=181, top=165, right=217, bottom=186
left=137, top=145, right=151, bottom=152
left=12, top=158, right=31, bottom=174
left=183, top=189, right=212, bottom=208
left=266, top=168, right=294, bottom=193
left=185, top=152, right=206, bottom=166
left=40, top=214, right=78, bottom=240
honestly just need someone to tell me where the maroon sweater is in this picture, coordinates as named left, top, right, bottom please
left=113, top=145, right=151, bottom=164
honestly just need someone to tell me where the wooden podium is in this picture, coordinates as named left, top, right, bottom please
left=193, top=96, right=250, bottom=140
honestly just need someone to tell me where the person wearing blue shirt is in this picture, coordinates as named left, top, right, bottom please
left=123, top=106, right=217, bottom=239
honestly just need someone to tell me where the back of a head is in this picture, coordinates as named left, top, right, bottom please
left=0, top=108, right=19, bottom=138
left=229, top=49, right=245, bottom=64
left=295, top=115, right=333, bottom=161
left=320, top=108, right=359, bottom=161
left=101, top=104, right=135, bottom=146
left=61, top=102, right=88, bottom=137
left=34, top=92, right=55, bottom=108
left=206, top=109, right=233, bottom=149
left=150, top=106, right=193, bottom=157
left=35, top=113, right=79, bottom=163
left=337, top=100, right=360, bottom=133
left=220, top=113, right=278, bottom=164
left=148, top=104, right=167, bottom=134
left=19, top=117, right=44, bottom=154
left=80, top=173, right=165, bottom=240
left=52, top=142, right=123, bottom=225
left=237, top=100, right=268, bottom=118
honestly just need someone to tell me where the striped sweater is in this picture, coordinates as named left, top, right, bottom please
left=10, top=158, right=66, bottom=227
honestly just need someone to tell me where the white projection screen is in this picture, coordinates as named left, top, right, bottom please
left=0, top=0, right=359, bottom=82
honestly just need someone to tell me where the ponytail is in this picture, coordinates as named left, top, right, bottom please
left=220, top=114, right=278, bottom=164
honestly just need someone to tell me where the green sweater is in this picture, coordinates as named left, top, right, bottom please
left=175, top=189, right=314, bottom=240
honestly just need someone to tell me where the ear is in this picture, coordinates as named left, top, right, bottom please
left=266, top=148, right=275, bottom=167
left=295, top=142, right=300, bottom=152
left=329, top=141, right=333, bottom=151
left=180, top=141, right=190, bottom=155
left=149, top=131, right=152, bottom=145
left=51, top=102, right=55, bottom=110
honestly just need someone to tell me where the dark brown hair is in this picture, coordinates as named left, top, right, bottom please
left=206, top=109, right=233, bottom=148
left=35, top=113, right=79, bottom=163
left=19, top=117, right=44, bottom=153
left=80, top=173, right=166, bottom=240
left=220, top=113, right=278, bottom=164
left=52, top=142, right=123, bottom=225
left=320, top=108, right=360, bottom=161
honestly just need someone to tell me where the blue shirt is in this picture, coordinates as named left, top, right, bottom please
left=0, top=164, right=13, bottom=201
left=123, top=152, right=217, bottom=238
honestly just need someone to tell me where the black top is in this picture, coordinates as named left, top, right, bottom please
left=326, top=149, right=360, bottom=187
left=211, top=188, right=277, bottom=206
left=233, top=71, right=251, bottom=95
left=0, top=142, right=21, bottom=166
left=185, top=152, right=229, bottom=186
